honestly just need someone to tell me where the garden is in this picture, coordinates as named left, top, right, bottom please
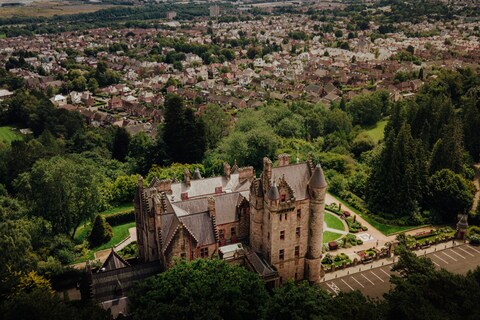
left=396, top=227, right=456, bottom=250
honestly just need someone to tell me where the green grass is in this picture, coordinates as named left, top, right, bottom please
left=323, top=231, right=343, bottom=243
left=0, top=126, right=22, bottom=144
left=0, top=34, right=6, bottom=39
left=100, top=203, right=133, bottom=215
left=324, top=212, right=345, bottom=231
left=330, top=194, right=426, bottom=236
left=74, top=221, right=135, bottom=263
left=364, top=120, right=388, bottom=142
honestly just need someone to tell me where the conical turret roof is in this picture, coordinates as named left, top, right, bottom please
left=268, top=180, right=280, bottom=200
left=193, top=168, right=202, bottom=180
left=309, top=163, right=327, bottom=189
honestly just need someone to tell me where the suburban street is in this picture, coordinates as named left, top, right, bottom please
left=319, top=243, right=480, bottom=298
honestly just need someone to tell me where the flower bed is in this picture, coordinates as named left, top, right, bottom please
left=345, top=215, right=368, bottom=233
left=322, top=253, right=352, bottom=268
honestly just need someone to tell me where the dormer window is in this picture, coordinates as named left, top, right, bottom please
left=281, top=194, right=286, bottom=202
left=215, top=186, right=223, bottom=194
left=181, top=192, right=189, bottom=200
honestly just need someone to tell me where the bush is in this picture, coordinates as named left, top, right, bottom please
left=357, top=239, right=363, bottom=245
left=104, top=210, right=135, bottom=226
left=469, top=234, right=480, bottom=245
left=88, top=215, right=113, bottom=247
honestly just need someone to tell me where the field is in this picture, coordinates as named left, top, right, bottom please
left=0, top=126, right=22, bottom=144
left=0, top=1, right=118, bottom=18
left=365, top=120, right=388, bottom=142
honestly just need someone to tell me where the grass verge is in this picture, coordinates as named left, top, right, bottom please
left=324, top=212, right=345, bottom=231
left=323, top=230, right=343, bottom=243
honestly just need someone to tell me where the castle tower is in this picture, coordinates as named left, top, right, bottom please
left=305, top=163, right=327, bottom=283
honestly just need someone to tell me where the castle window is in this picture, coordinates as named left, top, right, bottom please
left=280, top=230, right=285, bottom=240
left=231, top=227, right=236, bottom=236
left=281, top=194, right=286, bottom=202
left=200, top=247, right=209, bottom=258
left=279, top=249, right=284, bottom=261
left=295, top=272, right=298, bottom=280
left=279, top=214, right=282, bottom=221
left=295, top=246, right=300, bottom=257
left=285, top=213, right=288, bottom=220
left=297, top=209, right=301, bottom=219
left=279, top=277, right=283, bottom=284
left=296, top=227, right=301, bottom=237
left=219, top=229, right=224, bottom=239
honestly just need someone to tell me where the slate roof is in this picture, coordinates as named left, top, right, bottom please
left=309, top=163, right=328, bottom=189
left=100, top=249, right=130, bottom=272
left=272, top=163, right=311, bottom=200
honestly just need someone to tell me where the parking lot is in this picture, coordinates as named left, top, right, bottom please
left=319, top=244, right=480, bottom=298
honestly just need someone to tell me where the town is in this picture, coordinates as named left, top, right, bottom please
left=0, top=0, right=480, bottom=319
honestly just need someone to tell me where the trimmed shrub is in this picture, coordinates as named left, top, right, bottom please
left=89, top=215, right=113, bottom=247
left=104, top=210, right=135, bottom=226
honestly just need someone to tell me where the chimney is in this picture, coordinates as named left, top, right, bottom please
left=223, top=162, right=231, bottom=180
left=207, top=196, right=216, bottom=219
left=278, top=153, right=291, bottom=166
left=184, top=168, right=191, bottom=187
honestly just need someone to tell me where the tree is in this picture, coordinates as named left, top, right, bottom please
left=427, top=169, right=475, bottom=223
left=264, top=280, right=380, bottom=320
left=385, top=248, right=480, bottom=320
left=200, top=104, right=230, bottom=150
left=129, top=259, right=268, bottom=320
left=15, top=156, right=104, bottom=238
left=88, top=215, right=113, bottom=247
left=111, top=127, right=130, bottom=162
left=429, top=119, right=464, bottom=175
left=163, top=94, right=206, bottom=163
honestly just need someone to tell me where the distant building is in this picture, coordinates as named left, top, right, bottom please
left=210, top=5, right=220, bottom=17
left=166, top=11, right=177, bottom=20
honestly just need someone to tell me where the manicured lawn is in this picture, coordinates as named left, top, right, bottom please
left=100, top=203, right=133, bottom=215
left=330, top=194, right=426, bottom=236
left=0, top=34, right=6, bottom=39
left=323, top=231, right=343, bottom=243
left=324, top=212, right=345, bottom=231
left=0, top=126, right=22, bottom=144
left=365, top=120, right=388, bottom=142
left=74, top=221, right=136, bottom=262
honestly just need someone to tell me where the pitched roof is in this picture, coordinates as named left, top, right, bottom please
left=99, top=249, right=130, bottom=272
left=272, top=163, right=311, bottom=200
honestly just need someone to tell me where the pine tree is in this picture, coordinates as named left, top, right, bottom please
left=88, top=215, right=113, bottom=248
left=112, top=127, right=130, bottom=162
left=463, top=96, right=480, bottom=162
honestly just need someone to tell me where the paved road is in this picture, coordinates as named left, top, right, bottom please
left=319, top=244, right=480, bottom=298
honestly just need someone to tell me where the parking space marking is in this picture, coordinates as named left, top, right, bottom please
left=432, top=260, right=440, bottom=267
left=434, top=254, right=449, bottom=264
left=450, top=249, right=465, bottom=259
left=341, top=278, right=354, bottom=291
left=467, top=246, right=480, bottom=254
left=351, top=276, right=365, bottom=288
left=379, top=268, right=391, bottom=278
left=458, top=247, right=475, bottom=257
left=442, top=251, right=458, bottom=262
left=361, top=273, right=375, bottom=285
left=370, top=271, right=384, bottom=282
left=327, top=282, right=341, bottom=296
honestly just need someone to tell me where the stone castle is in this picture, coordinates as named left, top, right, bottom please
left=134, top=154, right=327, bottom=286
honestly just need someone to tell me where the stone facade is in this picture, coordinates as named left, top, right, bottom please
left=134, top=154, right=327, bottom=284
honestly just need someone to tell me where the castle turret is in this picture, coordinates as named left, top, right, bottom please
left=305, top=163, right=327, bottom=283
left=184, top=168, right=191, bottom=186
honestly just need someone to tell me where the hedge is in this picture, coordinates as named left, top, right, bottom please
left=105, top=210, right=135, bottom=226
